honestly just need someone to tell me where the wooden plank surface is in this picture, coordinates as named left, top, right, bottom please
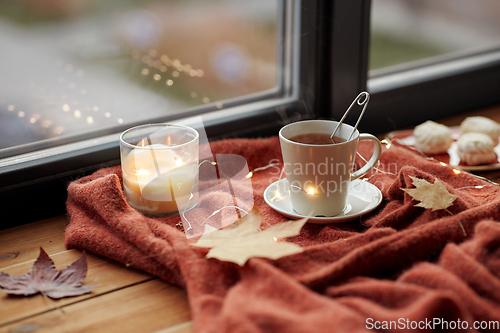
left=0, top=216, right=192, bottom=332
left=0, top=250, right=154, bottom=326
left=0, top=216, right=69, bottom=270
left=0, top=279, right=191, bottom=333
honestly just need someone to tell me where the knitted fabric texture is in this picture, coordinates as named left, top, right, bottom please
left=65, top=137, right=500, bottom=333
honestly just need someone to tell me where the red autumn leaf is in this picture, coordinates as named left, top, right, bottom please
left=0, top=247, right=96, bottom=299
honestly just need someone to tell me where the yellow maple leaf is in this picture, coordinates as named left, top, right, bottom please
left=192, top=207, right=308, bottom=266
left=401, top=176, right=457, bottom=211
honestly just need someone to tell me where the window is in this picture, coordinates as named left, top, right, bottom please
left=0, top=0, right=281, bottom=158
left=370, top=0, right=500, bottom=70
left=1, top=0, right=313, bottom=227
left=366, top=0, right=500, bottom=133
left=3, top=0, right=500, bottom=228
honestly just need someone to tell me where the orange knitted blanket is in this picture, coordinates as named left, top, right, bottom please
left=65, top=137, right=500, bottom=332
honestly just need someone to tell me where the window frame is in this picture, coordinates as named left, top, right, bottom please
left=366, top=46, right=500, bottom=133
left=1, top=0, right=334, bottom=228
left=364, top=1, right=500, bottom=134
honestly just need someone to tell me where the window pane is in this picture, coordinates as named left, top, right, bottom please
left=370, top=0, right=500, bottom=70
left=0, top=0, right=279, bottom=156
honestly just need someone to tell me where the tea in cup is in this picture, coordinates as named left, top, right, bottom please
left=279, top=120, right=381, bottom=217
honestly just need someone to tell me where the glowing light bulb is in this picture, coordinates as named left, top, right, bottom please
left=381, top=139, right=391, bottom=149
left=271, top=190, right=281, bottom=201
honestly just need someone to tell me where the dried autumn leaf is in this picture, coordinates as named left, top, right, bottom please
left=192, top=207, right=308, bottom=266
left=402, top=176, right=457, bottom=211
left=0, top=248, right=96, bottom=299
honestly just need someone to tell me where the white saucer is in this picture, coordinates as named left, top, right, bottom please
left=263, top=179, right=383, bottom=224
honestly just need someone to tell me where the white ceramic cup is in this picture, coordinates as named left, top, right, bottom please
left=279, top=120, right=382, bottom=217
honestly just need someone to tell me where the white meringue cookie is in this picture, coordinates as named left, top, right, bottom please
left=413, top=120, right=453, bottom=155
left=460, top=116, right=500, bottom=146
left=457, top=132, right=498, bottom=166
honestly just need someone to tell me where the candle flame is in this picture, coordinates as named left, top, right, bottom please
left=245, top=172, right=253, bottom=179
left=453, top=169, right=461, bottom=175
left=137, top=169, right=149, bottom=176
left=175, top=158, right=183, bottom=167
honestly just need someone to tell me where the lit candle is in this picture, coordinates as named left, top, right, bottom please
left=120, top=124, right=199, bottom=216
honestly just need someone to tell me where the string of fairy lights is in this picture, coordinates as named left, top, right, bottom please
left=266, top=137, right=500, bottom=208
left=383, top=137, right=500, bottom=190
left=176, top=160, right=281, bottom=233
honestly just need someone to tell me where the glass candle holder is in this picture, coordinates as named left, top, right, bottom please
left=120, top=123, right=199, bottom=217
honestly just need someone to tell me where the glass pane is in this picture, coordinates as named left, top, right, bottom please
left=370, top=0, right=500, bottom=70
left=0, top=0, right=279, bottom=156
